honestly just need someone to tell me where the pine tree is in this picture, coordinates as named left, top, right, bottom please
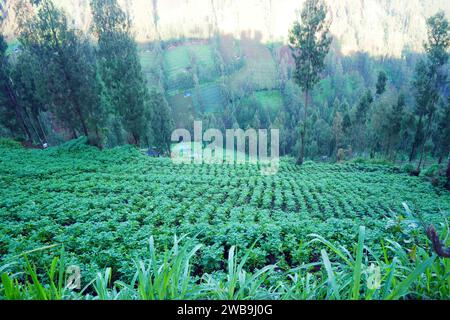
left=12, top=50, right=48, bottom=144
left=332, top=111, right=343, bottom=155
left=386, top=93, right=405, bottom=159
left=411, top=11, right=450, bottom=170
left=91, top=0, right=149, bottom=146
left=0, top=34, right=33, bottom=141
left=289, top=0, right=332, bottom=165
left=148, top=90, right=173, bottom=155
left=353, top=90, right=373, bottom=152
left=434, top=100, right=450, bottom=164
left=375, top=71, right=387, bottom=95
left=19, top=0, right=103, bottom=143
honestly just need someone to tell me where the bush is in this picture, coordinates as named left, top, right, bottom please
left=173, top=71, right=195, bottom=90
left=422, top=164, right=446, bottom=188
left=337, top=148, right=345, bottom=162
left=0, top=138, right=22, bottom=149
left=423, top=164, right=441, bottom=178
left=46, top=136, right=93, bottom=153
left=1, top=226, right=448, bottom=300
left=353, top=157, right=393, bottom=166
left=303, top=160, right=316, bottom=166
left=402, top=163, right=415, bottom=174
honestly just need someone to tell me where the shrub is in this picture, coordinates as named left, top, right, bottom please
left=337, top=149, right=345, bottom=162
left=0, top=138, right=22, bottom=149
left=1, top=225, right=447, bottom=300
left=423, top=164, right=441, bottom=178
left=402, top=163, right=415, bottom=174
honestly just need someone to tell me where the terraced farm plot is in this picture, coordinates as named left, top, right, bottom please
left=254, top=90, right=284, bottom=120
left=1, top=142, right=449, bottom=283
left=230, top=62, right=278, bottom=93
left=163, top=43, right=216, bottom=88
left=164, top=46, right=192, bottom=76
left=240, top=37, right=278, bottom=89
left=219, top=34, right=240, bottom=65
left=229, top=40, right=278, bottom=92
left=139, top=49, right=161, bottom=88
left=195, top=82, right=226, bottom=113
left=167, top=82, right=225, bottom=117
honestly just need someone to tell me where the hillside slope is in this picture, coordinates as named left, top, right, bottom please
left=2, top=0, right=450, bottom=57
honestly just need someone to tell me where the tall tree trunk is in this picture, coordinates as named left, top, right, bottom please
left=45, top=1, right=89, bottom=139
left=75, top=106, right=89, bottom=137
left=446, top=156, right=450, bottom=190
left=393, top=149, right=398, bottom=164
left=386, top=135, right=392, bottom=159
left=132, top=132, right=140, bottom=146
left=94, top=125, right=103, bottom=149
left=22, top=107, right=43, bottom=145
left=416, top=114, right=433, bottom=171
left=409, top=116, right=423, bottom=162
left=23, top=109, right=45, bottom=145
left=4, top=81, right=33, bottom=141
left=35, top=113, right=48, bottom=143
left=297, top=89, right=309, bottom=165
left=13, top=104, right=32, bottom=141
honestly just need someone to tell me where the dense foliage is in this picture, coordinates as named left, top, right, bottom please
left=1, top=0, right=449, bottom=302
left=0, top=0, right=448, bottom=168
left=0, top=141, right=449, bottom=299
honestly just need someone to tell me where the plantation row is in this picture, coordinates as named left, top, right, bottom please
left=1, top=141, right=449, bottom=288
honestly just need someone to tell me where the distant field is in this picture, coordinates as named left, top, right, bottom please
left=219, top=34, right=240, bottom=65
left=139, top=50, right=158, bottom=71
left=254, top=90, right=284, bottom=120
left=229, top=38, right=278, bottom=92
left=166, top=81, right=225, bottom=122
left=139, top=49, right=161, bottom=89
left=139, top=38, right=282, bottom=117
left=196, top=82, right=226, bottom=113
left=163, top=43, right=216, bottom=87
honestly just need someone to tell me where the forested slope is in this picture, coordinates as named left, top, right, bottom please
left=2, top=0, right=450, bottom=57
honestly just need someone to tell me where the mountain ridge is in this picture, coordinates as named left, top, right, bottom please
left=1, top=0, right=450, bottom=57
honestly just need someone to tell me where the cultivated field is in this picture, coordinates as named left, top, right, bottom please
left=1, top=139, right=449, bottom=299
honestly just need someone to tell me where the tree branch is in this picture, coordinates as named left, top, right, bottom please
left=426, top=224, right=450, bottom=258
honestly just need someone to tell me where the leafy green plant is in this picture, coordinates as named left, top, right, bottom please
left=201, top=243, right=275, bottom=300
left=0, top=143, right=449, bottom=300
left=0, top=138, right=22, bottom=149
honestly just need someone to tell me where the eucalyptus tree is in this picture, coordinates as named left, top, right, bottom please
left=19, top=0, right=103, bottom=143
left=90, top=0, right=150, bottom=146
left=0, top=34, right=33, bottom=141
left=411, top=11, right=450, bottom=170
left=289, top=0, right=332, bottom=165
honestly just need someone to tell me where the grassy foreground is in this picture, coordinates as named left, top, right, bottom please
left=0, top=138, right=449, bottom=300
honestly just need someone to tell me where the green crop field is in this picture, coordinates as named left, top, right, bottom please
left=254, top=90, right=284, bottom=120
left=166, top=82, right=225, bottom=117
left=1, top=139, right=449, bottom=300
left=164, top=46, right=192, bottom=78
left=196, top=82, right=226, bottom=113
left=233, top=38, right=279, bottom=91
left=139, top=50, right=160, bottom=89
left=163, top=44, right=216, bottom=87
left=229, top=59, right=278, bottom=93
